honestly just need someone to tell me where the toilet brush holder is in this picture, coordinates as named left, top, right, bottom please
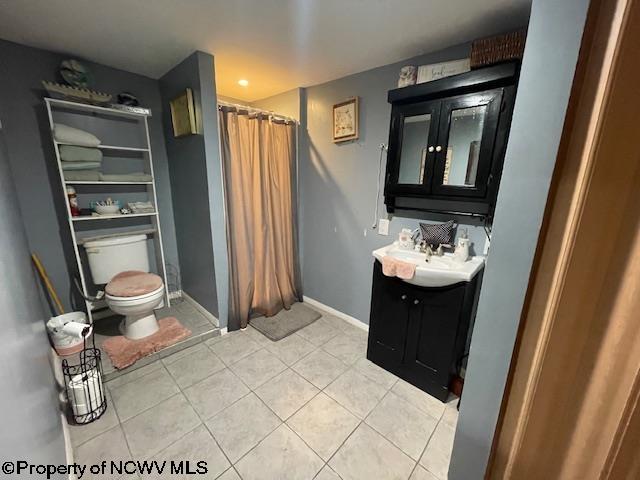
left=62, top=345, right=107, bottom=425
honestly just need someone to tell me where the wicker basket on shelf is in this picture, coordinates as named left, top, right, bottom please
left=470, top=30, right=526, bottom=68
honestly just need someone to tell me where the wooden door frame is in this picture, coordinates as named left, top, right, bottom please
left=489, top=0, right=640, bottom=477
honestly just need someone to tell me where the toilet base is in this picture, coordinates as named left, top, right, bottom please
left=120, top=312, right=160, bottom=340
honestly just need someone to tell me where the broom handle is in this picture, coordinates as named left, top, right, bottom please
left=31, top=253, right=65, bottom=315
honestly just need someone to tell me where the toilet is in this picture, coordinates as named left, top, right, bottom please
left=84, top=234, right=165, bottom=340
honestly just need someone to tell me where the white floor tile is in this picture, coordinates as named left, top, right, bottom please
left=149, top=425, right=229, bottom=479
left=291, top=349, right=347, bottom=389
left=287, top=392, right=359, bottom=461
left=324, top=369, right=387, bottom=419
left=235, top=424, right=324, bottom=480
left=110, top=367, right=179, bottom=421
left=183, top=369, right=249, bottom=420
left=265, top=334, right=316, bottom=365
left=254, top=369, right=319, bottom=420
left=419, top=421, right=456, bottom=479
left=122, top=394, right=200, bottom=460
left=205, top=393, right=281, bottom=463
left=365, top=392, right=438, bottom=460
left=392, top=379, right=446, bottom=420
left=329, top=423, right=415, bottom=480
left=229, top=349, right=287, bottom=389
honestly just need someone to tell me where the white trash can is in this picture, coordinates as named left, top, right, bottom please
left=46, top=311, right=92, bottom=356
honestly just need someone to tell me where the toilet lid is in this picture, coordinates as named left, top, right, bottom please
left=105, top=271, right=163, bottom=297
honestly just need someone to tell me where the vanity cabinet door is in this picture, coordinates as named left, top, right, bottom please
left=385, top=100, right=441, bottom=197
left=368, top=261, right=477, bottom=402
left=431, top=89, right=503, bottom=198
left=368, top=261, right=411, bottom=366
left=403, top=284, right=466, bottom=401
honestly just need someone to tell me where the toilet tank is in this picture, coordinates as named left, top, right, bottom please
left=84, top=234, right=150, bottom=284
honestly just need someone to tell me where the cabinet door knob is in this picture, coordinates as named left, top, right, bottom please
left=413, top=299, right=420, bottom=305
left=435, top=145, right=442, bottom=152
left=401, top=294, right=407, bottom=300
left=427, top=146, right=435, bottom=152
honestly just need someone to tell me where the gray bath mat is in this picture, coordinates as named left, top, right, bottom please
left=251, top=302, right=321, bottom=341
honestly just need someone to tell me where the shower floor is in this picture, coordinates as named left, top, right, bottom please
left=84, top=297, right=220, bottom=381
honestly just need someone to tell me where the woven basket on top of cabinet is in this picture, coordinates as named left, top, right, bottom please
left=470, top=30, right=526, bottom=68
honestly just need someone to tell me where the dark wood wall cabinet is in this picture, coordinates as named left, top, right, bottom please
left=367, top=260, right=481, bottom=401
left=384, top=62, right=519, bottom=219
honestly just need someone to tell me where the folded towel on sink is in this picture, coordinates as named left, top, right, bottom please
left=382, top=256, right=416, bottom=280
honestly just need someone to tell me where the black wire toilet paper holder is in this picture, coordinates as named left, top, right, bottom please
left=61, top=333, right=107, bottom=425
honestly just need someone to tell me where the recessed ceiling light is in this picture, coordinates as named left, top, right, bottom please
left=238, top=79, right=249, bottom=87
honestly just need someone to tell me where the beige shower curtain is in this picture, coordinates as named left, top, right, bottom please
left=219, top=107, right=302, bottom=330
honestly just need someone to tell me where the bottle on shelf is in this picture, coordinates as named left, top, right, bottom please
left=66, top=186, right=80, bottom=217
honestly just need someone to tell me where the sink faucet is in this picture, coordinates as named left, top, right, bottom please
left=435, top=244, right=454, bottom=256
left=418, top=242, right=435, bottom=262
left=419, top=242, right=453, bottom=261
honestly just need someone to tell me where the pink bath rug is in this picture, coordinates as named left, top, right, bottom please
left=102, top=317, right=191, bottom=370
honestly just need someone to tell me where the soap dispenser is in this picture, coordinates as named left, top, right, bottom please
left=398, top=228, right=415, bottom=250
left=454, top=229, right=470, bottom=263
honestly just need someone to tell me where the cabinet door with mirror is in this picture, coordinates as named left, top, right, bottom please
left=386, top=101, right=440, bottom=196
left=431, top=89, right=503, bottom=198
left=384, top=62, right=518, bottom=217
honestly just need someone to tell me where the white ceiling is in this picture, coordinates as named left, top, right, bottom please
left=0, top=0, right=531, bottom=102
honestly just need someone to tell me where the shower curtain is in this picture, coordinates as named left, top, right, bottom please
left=219, top=106, right=302, bottom=330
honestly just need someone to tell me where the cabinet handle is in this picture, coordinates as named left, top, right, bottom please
left=427, top=146, right=435, bottom=153
left=401, top=294, right=407, bottom=300
left=435, top=145, right=442, bottom=152
left=413, top=299, right=420, bottom=305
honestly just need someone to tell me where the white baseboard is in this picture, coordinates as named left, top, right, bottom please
left=303, top=296, right=369, bottom=332
left=220, top=327, right=228, bottom=336
left=182, top=291, right=220, bottom=328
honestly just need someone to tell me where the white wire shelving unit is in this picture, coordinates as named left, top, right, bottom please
left=45, top=97, right=171, bottom=323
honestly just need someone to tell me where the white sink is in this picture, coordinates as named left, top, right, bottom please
left=372, top=244, right=485, bottom=288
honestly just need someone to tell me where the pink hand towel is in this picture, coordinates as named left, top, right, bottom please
left=381, top=256, right=416, bottom=280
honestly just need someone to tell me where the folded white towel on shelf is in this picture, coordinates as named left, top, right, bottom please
left=59, top=145, right=103, bottom=162
left=54, top=123, right=101, bottom=147
left=61, top=161, right=102, bottom=171
left=99, top=172, right=152, bottom=182
left=128, top=201, right=155, bottom=214
left=63, top=170, right=101, bottom=181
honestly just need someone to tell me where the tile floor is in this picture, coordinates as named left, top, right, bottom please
left=68, top=304, right=458, bottom=480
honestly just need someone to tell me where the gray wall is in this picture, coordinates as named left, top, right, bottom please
left=252, top=88, right=301, bottom=121
left=160, top=52, right=224, bottom=319
left=300, top=43, right=490, bottom=324
left=0, top=124, right=66, bottom=475
left=449, top=0, right=591, bottom=477
left=0, top=39, right=180, bottom=312
left=197, top=52, right=229, bottom=328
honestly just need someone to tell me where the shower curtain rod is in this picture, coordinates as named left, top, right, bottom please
left=217, top=99, right=298, bottom=124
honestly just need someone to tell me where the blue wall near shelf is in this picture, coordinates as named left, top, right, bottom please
left=0, top=39, right=180, bottom=311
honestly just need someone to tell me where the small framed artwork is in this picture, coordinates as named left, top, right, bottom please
left=333, top=97, right=359, bottom=143
left=170, top=88, right=197, bottom=137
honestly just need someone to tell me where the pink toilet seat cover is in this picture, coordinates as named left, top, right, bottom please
left=106, top=271, right=163, bottom=297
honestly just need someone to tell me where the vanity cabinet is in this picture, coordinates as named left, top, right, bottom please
left=367, top=260, right=480, bottom=401
left=384, top=62, right=519, bottom=218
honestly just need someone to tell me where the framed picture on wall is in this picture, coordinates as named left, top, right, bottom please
left=170, top=88, right=197, bottom=137
left=333, top=97, right=359, bottom=143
